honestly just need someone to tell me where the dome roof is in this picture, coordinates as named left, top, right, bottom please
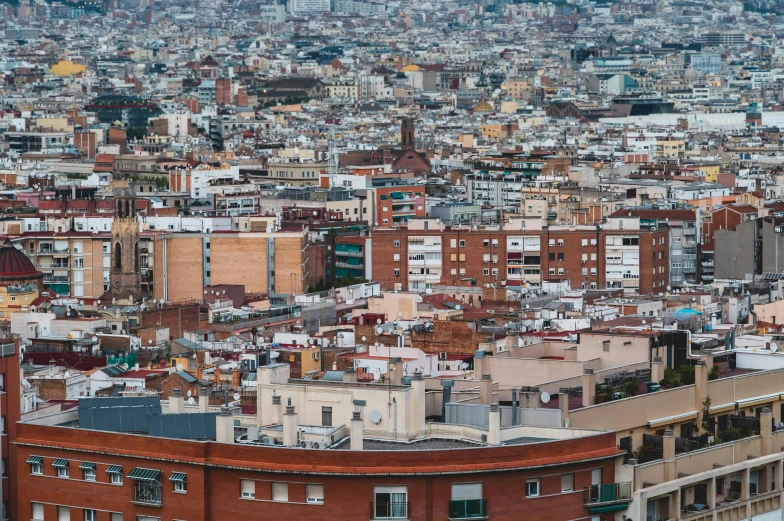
left=0, top=241, right=43, bottom=281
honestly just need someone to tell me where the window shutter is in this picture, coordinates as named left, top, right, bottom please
left=32, top=503, right=44, bottom=521
left=307, top=484, right=324, bottom=500
left=451, top=483, right=483, bottom=501
left=241, top=480, right=255, bottom=496
left=272, top=482, right=288, bottom=502
left=58, top=506, right=70, bottom=521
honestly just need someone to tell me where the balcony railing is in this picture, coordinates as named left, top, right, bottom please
left=371, top=502, right=409, bottom=520
left=335, top=261, right=363, bottom=270
left=0, top=344, right=14, bottom=358
left=448, top=499, right=487, bottom=519
left=584, top=483, right=632, bottom=514
left=335, top=250, right=364, bottom=257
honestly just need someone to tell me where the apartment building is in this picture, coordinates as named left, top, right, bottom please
left=16, top=363, right=626, bottom=521
left=370, top=217, right=669, bottom=293
left=152, top=229, right=310, bottom=302
left=374, top=186, right=426, bottom=226
left=264, top=159, right=328, bottom=186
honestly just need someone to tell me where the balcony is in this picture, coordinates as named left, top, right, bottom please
left=0, top=344, right=14, bottom=358
left=336, top=261, right=363, bottom=270
left=335, top=250, right=364, bottom=257
left=701, top=260, right=714, bottom=267
left=584, top=483, right=632, bottom=514
left=449, top=499, right=487, bottom=520
left=683, top=227, right=696, bottom=236
left=371, top=502, right=409, bottom=520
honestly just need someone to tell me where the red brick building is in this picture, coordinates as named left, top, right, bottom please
left=370, top=219, right=668, bottom=294
left=0, top=339, right=21, bottom=521
left=16, top=421, right=624, bottom=521
left=374, top=186, right=426, bottom=226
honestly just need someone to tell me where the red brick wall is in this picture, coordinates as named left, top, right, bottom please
left=16, top=423, right=620, bottom=521
left=140, top=303, right=201, bottom=339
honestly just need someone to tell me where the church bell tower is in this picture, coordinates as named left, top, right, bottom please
left=103, top=187, right=146, bottom=303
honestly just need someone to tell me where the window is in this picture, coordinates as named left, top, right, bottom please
left=450, top=239, right=457, bottom=248
left=272, top=482, right=288, bottom=502
left=241, top=479, right=256, bottom=498
left=483, top=239, right=489, bottom=247
left=548, top=253, right=555, bottom=261
left=58, top=506, right=70, bottom=521
left=393, top=254, right=400, bottom=262
left=322, top=407, right=333, bottom=427
left=32, top=503, right=44, bottom=521
left=483, top=268, right=490, bottom=276
left=54, top=459, right=69, bottom=478
left=107, top=465, right=123, bottom=484
left=558, top=253, right=564, bottom=261
left=603, top=340, right=610, bottom=352
left=459, top=240, right=466, bottom=248
left=549, top=268, right=555, bottom=276
left=393, top=269, right=400, bottom=277
left=558, top=239, right=564, bottom=246
left=306, top=484, right=325, bottom=504
left=526, top=479, right=540, bottom=497
left=492, top=239, right=498, bottom=247
left=85, top=510, right=97, bottom=521
left=548, top=239, right=555, bottom=247
left=581, top=239, right=588, bottom=246
left=27, top=456, right=42, bottom=475
left=80, top=462, right=96, bottom=481
left=561, top=474, right=574, bottom=492
left=374, top=486, right=408, bottom=519
left=451, top=483, right=483, bottom=514
left=393, top=240, right=400, bottom=247
left=170, top=472, right=186, bottom=493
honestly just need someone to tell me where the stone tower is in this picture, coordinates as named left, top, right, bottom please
left=102, top=187, right=146, bottom=303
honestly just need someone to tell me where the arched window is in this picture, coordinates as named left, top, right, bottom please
left=125, top=201, right=131, bottom=218
left=134, top=242, right=139, bottom=272
left=116, top=200, right=123, bottom=218
left=114, top=243, right=122, bottom=270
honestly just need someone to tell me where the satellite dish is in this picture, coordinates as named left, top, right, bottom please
left=376, top=327, right=384, bottom=335
left=461, top=362, right=469, bottom=369
left=177, top=363, right=183, bottom=371
left=455, top=305, right=461, bottom=310
left=187, top=397, right=195, bottom=405
left=79, top=300, right=84, bottom=306
left=772, top=343, right=779, bottom=353
left=92, top=336, right=97, bottom=342
left=233, top=392, right=240, bottom=400
left=369, top=410, right=382, bottom=424
left=187, top=389, right=192, bottom=397
left=376, top=318, right=382, bottom=325
left=361, top=336, right=366, bottom=341
left=540, top=391, right=551, bottom=404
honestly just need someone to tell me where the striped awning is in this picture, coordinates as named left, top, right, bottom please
left=26, top=456, right=42, bottom=465
left=79, top=462, right=96, bottom=471
left=106, top=465, right=123, bottom=474
left=52, top=459, right=69, bottom=468
left=127, top=468, right=162, bottom=482
left=169, top=472, right=187, bottom=483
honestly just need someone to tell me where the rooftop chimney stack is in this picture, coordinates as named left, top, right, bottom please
left=170, top=387, right=184, bottom=414
left=215, top=408, right=235, bottom=444
left=198, top=386, right=209, bottom=413
left=388, top=357, right=403, bottom=385
left=343, top=367, right=357, bottom=383
left=282, top=398, right=298, bottom=446
left=350, top=411, right=364, bottom=451
left=480, top=374, right=493, bottom=405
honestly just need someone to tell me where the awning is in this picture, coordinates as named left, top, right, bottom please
left=127, top=468, right=162, bottom=482
left=390, top=192, right=405, bottom=200
left=26, top=456, right=42, bottom=465
left=648, top=410, right=698, bottom=429
left=79, top=462, right=96, bottom=471
left=52, top=459, right=69, bottom=468
left=106, top=465, right=123, bottom=474
left=169, top=472, right=187, bottom=483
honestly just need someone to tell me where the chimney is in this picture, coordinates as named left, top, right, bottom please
left=343, top=367, right=357, bottom=383
left=215, top=408, right=235, bottom=444
left=651, top=356, right=665, bottom=384
left=480, top=374, right=493, bottom=405
left=169, top=387, right=184, bottom=414
left=441, top=379, right=455, bottom=419
left=558, top=388, right=569, bottom=427
left=198, top=386, right=209, bottom=413
left=350, top=411, right=364, bottom=451
left=761, top=407, right=773, bottom=455
left=388, top=357, right=403, bottom=385
left=663, top=429, right=675, bottom=482
left=488, top=403, right=501, bottom=445
left=282, top=398, right=298, bottom=446
left=232, top=367, right=240, bottom=388
left=411, top=370, right=426, bottom=433
left=581, top=368, right=596, bottom=407
left=214, top=366, right=221, bottom=386
left=272, top=393, right=282, bottom=425
left=196, top=367, right=203, bottom=381
left=474, top=349, right=486, bottom=379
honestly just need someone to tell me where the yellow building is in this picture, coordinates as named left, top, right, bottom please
left=50, top=61, right=86, bottom=77
left=656, top=139, right=685, bottom=159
